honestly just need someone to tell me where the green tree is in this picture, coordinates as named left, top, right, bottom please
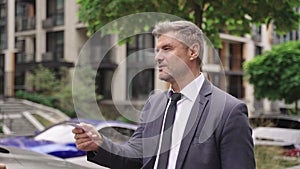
left=244, top=41, right=300, bottom=113
left=76, top=0, right=299, bottom=47
left=23, top=66, right=76, bottom=117
left=26, top=66, right=60, bottom=95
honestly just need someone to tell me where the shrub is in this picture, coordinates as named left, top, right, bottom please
left=15, top=90, right=55, bottom=107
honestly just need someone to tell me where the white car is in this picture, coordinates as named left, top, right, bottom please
left=0, top=145, right=92, bottom=169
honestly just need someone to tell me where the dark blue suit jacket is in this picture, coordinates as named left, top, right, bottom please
left=87, top=78, right=256, bottom=169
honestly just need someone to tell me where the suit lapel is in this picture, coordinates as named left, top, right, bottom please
left=175, top=78, right=212, bottom=169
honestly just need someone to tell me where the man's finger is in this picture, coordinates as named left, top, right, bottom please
left=76, top=140, right=98, bottom=151
left=74, top=133, right=90, bottom=139
left=75, top=137, right=92, bottom=144
left=72, top=127, right=85, bottom=134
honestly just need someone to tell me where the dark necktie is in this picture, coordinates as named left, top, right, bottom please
left=157, top=92, right=182, bottom=169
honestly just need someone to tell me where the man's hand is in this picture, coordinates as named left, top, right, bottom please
left=0, top=163, right=6, bottom=169
left=72, top=123, right=103, bottom=152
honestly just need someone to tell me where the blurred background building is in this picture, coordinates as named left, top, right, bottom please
left=0, top=0, right=299, bottom=115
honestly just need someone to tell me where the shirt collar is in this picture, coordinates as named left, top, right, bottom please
left=168, top=73, right=204, bottom=101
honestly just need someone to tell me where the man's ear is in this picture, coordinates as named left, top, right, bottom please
left=189, top=44, right=200, bottom=61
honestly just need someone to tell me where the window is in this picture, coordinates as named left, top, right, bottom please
left=0, top=3, right=6, bottom=50
left=46, top=31, right=64, bottom=61
left=209, top=73, right=221, bottom=88
left=229, top=43, right=243, bottom=71
left=15, top=1, right=36, bottom=31
left=47, top=0, right=64, bottom=26
left=255, top=46, right=262, bottom=56
left=226, top=43, right=244, bottom=99
left=93, top=35, right=117, bottom=99
left=227, top=75, right=244, bottom=99
left=0, top=4, right=6, bottom=18
left=126, top=34, right=155, bottom=100
left=0, top=28, right=6, bottom=50
left=14, top=71, right=25, bottom=91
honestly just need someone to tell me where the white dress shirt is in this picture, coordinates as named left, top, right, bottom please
left=154, top=74, right=205, bottom=169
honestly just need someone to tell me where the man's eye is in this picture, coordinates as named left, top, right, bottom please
left=163, top=47, right=171, bottom=51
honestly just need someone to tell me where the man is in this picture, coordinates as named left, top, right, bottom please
left=0, top=163, right=6, bottom=169
left=73, top=20, right=256, bottom=169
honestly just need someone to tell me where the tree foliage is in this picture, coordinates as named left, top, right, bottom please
left=244, top=41, right=300, bottom=110
left=26, top=66, right=60, bottom=95
left=76, top=0, right=300, bottom=47
left=25, top=66, right=76, bottom=117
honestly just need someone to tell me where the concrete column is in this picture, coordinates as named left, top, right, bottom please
left=111, top=36, right=127, bottom=102
left=261, top=24, right=272, bottom=113
left=4, top=0, right=15, bottom=96
left=64, top=0, right=77, bottom=62
left=35, top=0, right=46, bottom=62
left=243, top=35, right=255, bottom=115
left=261, top=24, right=272, bottom=50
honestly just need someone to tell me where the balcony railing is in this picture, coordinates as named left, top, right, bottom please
left=15, top=53, right=35, bottom=64
left=252, top=34, right=261, bottom=42
left=0, top=0, right=6, bottom=5
left=42, top=13, right=64, bottom=29
left=42, top=51, right=64, bottom=62
left=15, top=16, right=35, bottom=32
left=0, top=17, right=6, bottom=27
left=0, top=37, right=7, bottom=50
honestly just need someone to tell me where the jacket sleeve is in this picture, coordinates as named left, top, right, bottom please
left=87, top=127, right=144, bottom=169
left=86, top=99, right=153, bottom=169
left=219, top=102, right=256, bottom=169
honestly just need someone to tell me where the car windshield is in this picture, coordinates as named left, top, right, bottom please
left=34, top=124, right=75, bottom=143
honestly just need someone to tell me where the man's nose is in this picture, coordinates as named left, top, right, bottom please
left=155, top=50, right=163, bottom=62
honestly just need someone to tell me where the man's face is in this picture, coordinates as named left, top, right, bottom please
left=155, top=33, right=192, bottom=84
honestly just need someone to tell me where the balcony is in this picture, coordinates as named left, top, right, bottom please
left=42, top=52, right=54, bottom=61
left=15, top=53, right=35, bottom=64
left=251, top=25, right=262, bottom=42
left=0, top=0, right=6, bottom=5
left=0, top=17, right=6, bottom=27
left=252, top=34, right=262, bottom=42
left=41, top=51, right=73, bottom=68
left=15, top=40, right=24, bottom=51
left=42, top=51, right=64, bottom=62
left=42, top=18, right=54, bottom=29
left=42, top=13, right=64, bottom=29
left=15, top=16, right=36, bottom=32
left=16, top=0, right=34, bottom=2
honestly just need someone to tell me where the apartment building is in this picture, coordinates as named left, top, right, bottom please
left=1, top=0, right=292, bottom=115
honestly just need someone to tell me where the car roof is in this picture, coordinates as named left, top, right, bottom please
left=249, top=114, right=300, bottom=129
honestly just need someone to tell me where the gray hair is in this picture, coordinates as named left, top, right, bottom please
left=152, top=20, right=204, bottom=66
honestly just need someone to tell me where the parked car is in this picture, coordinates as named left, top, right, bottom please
left=0, top=145, right=94, bottom=169
left=250, top=114, right=300, bottom=129
left=250, top=114, right=300, bottom=157
left=0, top=119, right=137, bottom=159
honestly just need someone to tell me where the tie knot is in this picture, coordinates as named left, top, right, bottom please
left=171, top=93, right=181, bottom=102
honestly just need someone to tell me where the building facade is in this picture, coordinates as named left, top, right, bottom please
left=1, top=0, right=298, bottom=115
